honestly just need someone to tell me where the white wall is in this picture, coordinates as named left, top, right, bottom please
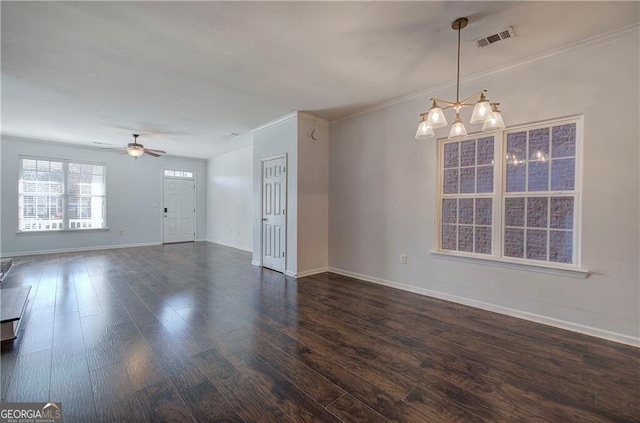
left=297, top=115, right=329, bottom=275
left=329, top=33, right=640, bottom=344
left=252, top=115, right=298, bottom=275
left=1, top=136, right=207, bottom=256
left=207, top=143, right=253, bottom=251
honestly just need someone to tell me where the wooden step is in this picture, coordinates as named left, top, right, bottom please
left=1, top=286, right=31, bottom=342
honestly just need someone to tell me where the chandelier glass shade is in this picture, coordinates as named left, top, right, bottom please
left=481, top=103, right=506, bottom=131
left=127, top=146, right=145, bottom=157
left=416, top=17, right=505, bottom=140
left=415, top=115, right=435, bottom=139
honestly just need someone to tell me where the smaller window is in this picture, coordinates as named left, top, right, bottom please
left=164, top=169, right=193, bottom=179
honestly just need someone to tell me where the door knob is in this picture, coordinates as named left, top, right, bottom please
left=262, top=218, right=267, bottom=221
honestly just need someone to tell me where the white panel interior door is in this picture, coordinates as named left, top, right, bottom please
left=163, top=179, right=195, bottom=243
left=262, top=156, right=286, bottom=272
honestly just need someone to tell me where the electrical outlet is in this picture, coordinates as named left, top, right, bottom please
left=401, top=254, right=407, bottom=264
left=119, top=229, right=124, bottom=235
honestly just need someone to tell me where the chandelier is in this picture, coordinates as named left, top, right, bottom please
left=415, top=17, right=505, bottom=140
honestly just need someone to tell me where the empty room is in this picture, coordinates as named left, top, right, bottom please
left=1, top=1, right=639, bottom=422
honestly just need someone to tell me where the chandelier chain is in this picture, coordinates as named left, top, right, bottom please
left=456, top=21, right=461, bottom=105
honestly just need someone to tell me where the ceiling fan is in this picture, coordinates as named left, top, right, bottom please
left=124, top=134, right=166, bottom=159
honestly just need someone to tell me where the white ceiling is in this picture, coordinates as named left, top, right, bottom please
left=2, top=1, right=638, bottom=158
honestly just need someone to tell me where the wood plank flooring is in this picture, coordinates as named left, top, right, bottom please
left=1, top=242, right=638, bottom=422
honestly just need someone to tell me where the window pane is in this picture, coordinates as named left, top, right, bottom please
left=475, top=198, right=492, bottom=225
left=459, top=199, right=474, bottom=224
left=442, top=225, right=457, bottom=250
left=477, top=137, right=494, bottom=166
left=444, top=143, right=459, bottom=168
left=552, top=123, right=576, bottom=158
left=528, top=128, right=550, bottom=162
left=550, top=230, right=573, bottom=263
left=504, top=228, right=524, bottom=258
left=550, top=197, right=574, bottom=229
left=442, top=199, right=457, bottom=224
left=460, top=140, right=476, bottom=166
left=507, top=132, right=526, bottom=161
left=506, top=163, right=526, bottom=192
left=476, top=165, right=493, bottom=193
left=458, top=226, right=474, bottom=252
left=37, top=160, right=50, bottom=171
left=505, top=198, right=525, bottom=227
left=527, top=197, right=548, bottom=228
left=23, top=196, right=36, bottom=218
left=459, top=168, right=475, bottom=193
left=68, top=196, right=105, bottom=228
left=20, top=194, right=63, bottom=231
left=443, top=169, right=458, bottom=194
left=23, top=159, right=37, bottom=171
left=23, top=182, right=37, bottom=193
left=528, top=161, right=549, bottom=191
left=475, top=226, right=492, bottom=254
left=526, top=229, right=548, bottom=260
left=551, top=158, right=575, bottom=191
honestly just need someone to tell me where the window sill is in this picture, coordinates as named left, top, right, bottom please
left=16, top=228, right=110, bottom=235
left=430, top=250, right=590, bottom=279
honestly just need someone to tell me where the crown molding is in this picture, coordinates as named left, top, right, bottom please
left=251, top=111, right=298, bottom=133
left=297, top=112, right=329, bottom=124
left=252, top=111, right=329, bottom=134
left=331, top=23, right=640, bottom=125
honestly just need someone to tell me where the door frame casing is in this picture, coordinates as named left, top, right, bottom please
left=162, top=171, right=197, bottom=244
left=260, top=153, right=287, bottom=271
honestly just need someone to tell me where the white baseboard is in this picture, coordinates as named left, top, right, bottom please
left=251, top=260, right=261, bottom=267
left=328, top=267, right=640, bottom=348
left=279, top=267, right=329, bottom=278
left=207, top=239, right=252, bottom=252
left=296, top=267, right=329, bottom=278
left=2, top=242, right=162, bottom=258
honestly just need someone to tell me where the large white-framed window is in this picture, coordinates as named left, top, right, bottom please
left=18, top=157, right=107, bottom=232
left=436, top=116, right=583, bottom=273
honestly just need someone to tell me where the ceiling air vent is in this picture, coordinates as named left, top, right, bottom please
left=474, top=26, right=516, bottom=48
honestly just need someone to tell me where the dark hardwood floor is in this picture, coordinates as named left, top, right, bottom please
left=1, top=242, right=638, bottom=422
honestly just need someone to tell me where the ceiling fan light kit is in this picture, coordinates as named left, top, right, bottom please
left=125, top=134, right=166, bottom=159
left=415, top=17, right=505, bottom=140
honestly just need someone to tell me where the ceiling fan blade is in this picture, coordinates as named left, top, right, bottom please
left=144, top=148, right=166, bottom=154
left=143, top=150, right=161, bottom=157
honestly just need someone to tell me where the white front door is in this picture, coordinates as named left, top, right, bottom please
left=262, top=156, right=286, bottom=272
left=163, top=178, right=195, bottom=243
